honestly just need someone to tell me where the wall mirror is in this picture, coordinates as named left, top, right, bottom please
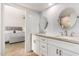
left=39, top=16, right=48, bottom=33
left=58, top=8, right=77, bottom=30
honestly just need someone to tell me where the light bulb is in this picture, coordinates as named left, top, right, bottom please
left=48, top=3, right=53, bottom=6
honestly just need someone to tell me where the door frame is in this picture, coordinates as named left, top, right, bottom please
left=0, top=3, right=4, bottom=56
left=1, top=3, right=27, bottom=56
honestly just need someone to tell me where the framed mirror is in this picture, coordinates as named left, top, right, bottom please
left=58, top=8, right=77, bottom=30
left=39, top=16, right=48, bottom=33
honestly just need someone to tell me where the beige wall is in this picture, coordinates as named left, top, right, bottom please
left=4, top=5, right=25, bottom=28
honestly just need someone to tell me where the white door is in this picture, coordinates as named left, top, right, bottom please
left=48, top=44, right=59, bottom=56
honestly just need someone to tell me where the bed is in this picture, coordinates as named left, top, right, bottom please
left=5, top=27, right=25, bottom=43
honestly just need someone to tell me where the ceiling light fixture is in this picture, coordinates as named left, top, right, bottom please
left=48, top=3, right=53, bottom=6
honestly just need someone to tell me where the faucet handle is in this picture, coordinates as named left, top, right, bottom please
left=71, top=32, right=75, bottom=37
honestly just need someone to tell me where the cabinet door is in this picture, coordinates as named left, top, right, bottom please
left=59, top=49, right=78, bottom=56
left=48, top=45, right=59, bottom=56
left=32, top=38, right=39, bottom=55
left=39, top=42, right=48, bottom=56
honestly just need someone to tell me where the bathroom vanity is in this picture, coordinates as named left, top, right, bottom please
left=32, top=7, right=79, bottom=56
left=32, top=34, right=79, bottom=56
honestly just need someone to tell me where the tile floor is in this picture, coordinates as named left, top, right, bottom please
left=5, top=42, right=38, bottom=56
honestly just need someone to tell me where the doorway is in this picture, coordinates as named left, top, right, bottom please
left=1, top=3, right=38, bottom=56
left=3, top=4, right=26, bottom=56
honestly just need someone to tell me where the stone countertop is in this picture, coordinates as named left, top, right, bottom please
left=35, top=34, right=79, bottom=45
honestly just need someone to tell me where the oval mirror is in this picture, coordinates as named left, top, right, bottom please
left=58, top=8, right=77, bottom=30
left=39, top=16, right=48, bottom=33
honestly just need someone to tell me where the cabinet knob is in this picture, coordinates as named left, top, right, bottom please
left=59, top=50, right=62, bottom=56
left=56, top=49, right=59, bottom=54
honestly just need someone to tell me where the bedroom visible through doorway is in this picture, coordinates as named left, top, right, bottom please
left=4, top=4, right=25, bottom=56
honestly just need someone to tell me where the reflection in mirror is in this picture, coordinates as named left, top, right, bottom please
left=58, top=8, right=77, bottom=36
left=39, top=16, right=48, bottom=34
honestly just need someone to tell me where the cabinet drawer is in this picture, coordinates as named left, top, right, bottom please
left=40, top=42, right=47, bottom=52
left=32, top=39, right=39, bottom=54
left=39, top=37, right=47, bottom=42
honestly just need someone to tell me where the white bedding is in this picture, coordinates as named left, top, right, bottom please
left=5, top=31, right=13, bottom=42
left=5, top=31, right=25, bottom=43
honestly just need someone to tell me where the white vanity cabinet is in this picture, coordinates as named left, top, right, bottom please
left=32, top=35, right=48, bottom=56
left=48, top=38, right=79, bottom=56
left=39, top=41, right=48, bottom=56
left=33, top=39, right=39, bottom=55
left=60, top=49, right=78, bottom=56
left=48, top=44, right=59, bottom=56
left=32, top=35, right=40, bottom=55
left=48, top=44, right=78, bottom=56
left=32, top=34, right=79, bottom=56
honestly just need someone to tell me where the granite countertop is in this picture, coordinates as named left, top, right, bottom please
left=35, top=34, right=79, bottom=44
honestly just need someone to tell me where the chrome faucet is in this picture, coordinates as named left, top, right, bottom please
left=71, top=32, right=75, bottom=37
left=60, top=30, right=68, bottom=36
left=64, top=30, right=68, bottom=36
